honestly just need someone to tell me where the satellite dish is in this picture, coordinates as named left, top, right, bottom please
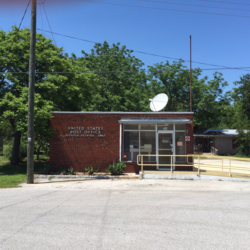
left=149, top=93, right=168, bottom=112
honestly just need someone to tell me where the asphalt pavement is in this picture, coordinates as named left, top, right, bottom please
left=0, top=179, right=250, bottom=250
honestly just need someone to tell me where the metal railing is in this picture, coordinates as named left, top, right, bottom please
left=137, top=154, right=194, bottom=174
left=191, top=154, right=250, bottom=178
left=137, top=154, right=250, bottom=179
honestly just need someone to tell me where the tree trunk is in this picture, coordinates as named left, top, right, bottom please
left=37, top=145, right=41, bottom=161
left=10, top=131, right=21, bottom=165
left=0, top=136, right=3, bottom=156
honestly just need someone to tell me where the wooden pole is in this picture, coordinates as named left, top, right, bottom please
left=190, top=35, right=192, bottom=112
left=27, top=0, right=37, bottom=184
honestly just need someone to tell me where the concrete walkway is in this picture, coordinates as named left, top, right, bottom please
left=194, top=158, right=250, bottom=177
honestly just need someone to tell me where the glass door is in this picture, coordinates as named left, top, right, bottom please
left=158, top=132, right=173, bottom=169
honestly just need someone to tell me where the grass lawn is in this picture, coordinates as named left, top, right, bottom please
left=0, top=160, right=46, bottom=189
left=193, top=156, right=209, bottom=159
left=0, top=154, right=9, bottom=163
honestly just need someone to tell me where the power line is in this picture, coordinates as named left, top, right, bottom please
left=9, top=0, right=31, bottom=50
left=39, top=2, right=44, bottom=30
left=42, top=2, right=56, bottom=46
left=37, top=28, right=96, bottom=44
left=1, top=67, right=250, bottom=74
left=37, top=28, right=250, bottom=71
left=19, top=0, right=31, bottom=29
left=79, top=0, right=250, bottom=18
left=140, top=0, right=250, bottom=12
left=199, top=0, right=250, bottom=6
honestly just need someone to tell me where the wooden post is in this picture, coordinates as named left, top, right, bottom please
left=198, top=156, right=200, bottom=175
left=229, top=159, right=231, bottom=177
left=171, top=156, right=173, bottom=174
left=141, top=155, right=143, bottom=174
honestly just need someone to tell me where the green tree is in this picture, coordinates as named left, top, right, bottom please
left=147, top=60, right=229, bottom=131
left=147, top=60, right=190, bottom=111
left=192, top=72, right=229, bottom=131
left=0, top=26, right=96, bottom=164
left=228, top=75, right=250, bottom=155
left=79, top=41, right=148, bottom=111
left=234, top=74, right=250, bottom=120
left=0, top=87, right=53, bottom=164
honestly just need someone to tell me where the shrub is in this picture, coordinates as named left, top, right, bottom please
left=68, top=166, right=78, bottom=175
left=85, top=166, right=99, bottom=175
left=3, top=141, right=12, bottom=160
left=43, top=162, right=51, bottom=174
left=3, top=139, right=27, bottom=161
left=19, top=141, right=27, bottom=161
left=106, top=160, right=126, bottom=175
left=58, top=167, right=66, bottom=175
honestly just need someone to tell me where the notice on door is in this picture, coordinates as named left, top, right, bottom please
left=177, top=141, right=183, bottom=146
left=162, top=140, right=169, bottom=143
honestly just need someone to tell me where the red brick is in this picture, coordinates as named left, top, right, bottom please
left=50, top=113, right=194, bottom=173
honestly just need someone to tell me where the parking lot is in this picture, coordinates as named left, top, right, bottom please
left=1, top=179, right=250, bottom=250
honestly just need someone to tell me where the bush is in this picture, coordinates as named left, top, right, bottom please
left=3, top=141, right=12, bottom=160
left=19, top=141, right=27, bottom=161
left=106, top=160, right=126, bottom=175
left=68, top=166, right=78, bottom=175
left=43, top=162, right=51, bottom=174
left=3, top=139, right=27, bottom=161
left=85, top=166, right=99, bottom=175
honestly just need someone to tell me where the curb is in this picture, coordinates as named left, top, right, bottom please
left=140, top=173, right=250, bottom=182
left=34, top=174, right=139, bottom=179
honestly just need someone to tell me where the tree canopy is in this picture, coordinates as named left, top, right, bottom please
left=1, top=26, right=249, bottom=161
left=79, top=41, right=148, bottom=111
left=0, top=26, right=96, bottom=164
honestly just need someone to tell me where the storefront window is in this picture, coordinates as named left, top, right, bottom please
left=124, top=124, right=138, bottom=130
left=157, top=124, right=173, bottom=130
left=123, top=123, right=188, bottom=162
left=123, top=131, right=139, bottom=162
left=140, top=124, right=155, bottom=130
left=175, top=124, right=185, bottom=130
left=140, top=132, right=156, bottom=162
left=175, top=132, right=186, bottom=161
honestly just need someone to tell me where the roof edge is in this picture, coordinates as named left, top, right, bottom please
left=51, top=111, right=194, bottom=115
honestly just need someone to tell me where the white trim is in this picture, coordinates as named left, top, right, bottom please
left=156, top=130, right=159, bottom=169
left=119, top=124, right=122, bottom=161
left=123, top=130, right=156, bottom=132
left=119, top=119, right=192, bottom=124
left=173, top=124, right=176, bottom=170
left=52, top=111, right=194, bottom=114
left=157, top=130, right=174, bottom=133
left=139, top=130, right=141, bottom=162
left=157, top=131, right=174, bottom=170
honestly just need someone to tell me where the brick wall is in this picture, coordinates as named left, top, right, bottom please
left=50, top=113, right=193, bottom=173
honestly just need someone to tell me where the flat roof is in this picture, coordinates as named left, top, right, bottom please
left=194, top=128, right=248, bottom=137
left=119, top=118, right=192, bottom=124
left=52, top=111, right=194, bottom=115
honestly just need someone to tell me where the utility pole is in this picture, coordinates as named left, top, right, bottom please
left=190, top=35, right=192, bottom=112
left=27, top=0, right=37, bottom=184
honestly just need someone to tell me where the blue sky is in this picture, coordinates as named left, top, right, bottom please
left=1, top=0, right=250, bottom=93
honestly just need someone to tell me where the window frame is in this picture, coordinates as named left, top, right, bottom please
left=122, top=123, right=187, bottom=163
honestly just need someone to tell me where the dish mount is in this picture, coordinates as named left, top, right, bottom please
left=149, top=93, right=168, bottom=112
